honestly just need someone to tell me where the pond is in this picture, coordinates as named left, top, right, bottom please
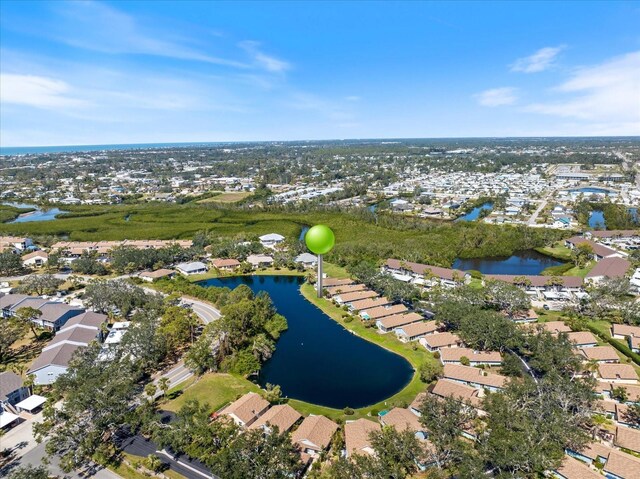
left=569, top=187, right=615, bottom=196
left=452, top=250, right=565, bottom=275
left=2, top=202, right=68, bottom=223
left=588, top=210, right=606, bottom=229
left=455, top=202, right=493, bottom=222
left=198, top=275, right=414, bottom=409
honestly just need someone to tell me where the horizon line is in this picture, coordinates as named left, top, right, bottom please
left=2, top=134, right=640, bottom=156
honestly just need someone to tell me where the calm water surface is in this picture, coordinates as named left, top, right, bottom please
left=199, top=275, right=414, bottom=409
left=453, top=250, right=565, bottom=275
left=3, top=202, right=68, bottom=223
left=456, top=202, right=493, bottom=222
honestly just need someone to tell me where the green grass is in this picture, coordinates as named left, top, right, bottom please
left=321, top=262, right=350, bottom=279
left=0, top=202, right=569, bottom=268
left=163, top=373, right=261, bottom=413
left=562, top=261, right=595, bottom=278
left=536, top=243, right=573, bottom=261
left=110, top=453, right=187, bottom=479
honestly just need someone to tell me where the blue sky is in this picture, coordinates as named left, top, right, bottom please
left=1, top=1, right=639, bottom=146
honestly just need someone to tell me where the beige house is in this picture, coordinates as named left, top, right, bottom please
left=344, top=418, right=380, bottom=457
left=249, top=404, right=301, bottom=433
left=291, top=415, right=338, bottom=459
left=220, top=392, right=270, bottom=427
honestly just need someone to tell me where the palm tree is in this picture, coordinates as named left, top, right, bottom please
left=158, top=377, right=170, bottom=398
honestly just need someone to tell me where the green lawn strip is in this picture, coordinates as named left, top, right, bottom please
left=562, top=261, right=595, bottom=278
left=586, top=321, right=640, bottom=368
left=535, top=244, right=573, bottom=262
left=320, top=262, right=351, bottom=279
left=163, top=373, right=261, bottom=413
left=110, top=452, right=187, bottom=479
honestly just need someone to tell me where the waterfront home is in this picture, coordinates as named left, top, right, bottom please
left=553, top=455, right=601, bottom=479
left=579, top=346, right=619, bottom=363
left=211, top=258, right=241, bottom=271
left=439, top=348, right=502, bottom=367
left=383, top=259, right=469, bottom=288
left=0, top=236, right=33, bottom=252
left=325, top=283, right=367, bottom=296
left=249, top=404, right=301, bottom=434
left=442, top=363, right=507, bottom=392
left=347, top=297, right=392, bottom=312
left=322, top=277, right=355, bottom=288
left=176, top=261, right=208, bottom=275
left=615, top=426, right=640, bottom=454
left=409, top=392, right=428, bottom=416
left=0, top=372, right=30, bottom=414
left=566, top=331, right=598, bottom=348
left=379, top=407, right=428, bottom=439
left=294, top=253, right=318, bottom=268
left=21, top=251, right=48, bottom=268
left=419, top=332, right=463, bottom=352
left=334, top=290, right=378, bottom=305
left=246, top=254, right=274, bottom=269
left=484, top=274, right=584, bottom=297
left=139, top=268, right=176, bottom=282
left=360, top=303, right=407, bottom=321
left=565, top=237, right=623, bottom=261
left=597, top=364, right=638, bottom=384
left=259, top=233, right=285, bottom=248
left=586, top=257, right=632, bottom=284
left=344, top=418, right=381, bottom=457
left=291, top=415, right=338, bottom=459
left=431, top=378, right=483, bottom=410
left=394, top=320, right=439, bottom=342
left=220, top=392, right=270, bottom=428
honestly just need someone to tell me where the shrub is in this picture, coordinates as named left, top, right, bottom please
left=343, top=407, right=354, bottom=415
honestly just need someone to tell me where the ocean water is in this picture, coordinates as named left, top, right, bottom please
left=0, top=142, right=228, bottom=156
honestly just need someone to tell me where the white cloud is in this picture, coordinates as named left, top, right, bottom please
left=511, top=46, right=565, bottom=73
left=474, top=87, right=518, bottom=106
left=0, top=73, right=87, bottom=109
left=525, top=50, right=640, bottom=130
left=38, top=1, right=249, bottom=68
left=239, top=41, right=290, bottom=73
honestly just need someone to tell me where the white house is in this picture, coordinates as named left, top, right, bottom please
left=176, top=261, right=208, bottom=275
left=294, top=253, right=318, bottom=268
left=259, top=233, right=285, bottom=248
left=22, top=251, right=48, bottom=268
left=0, top=236, right=33, bottom=252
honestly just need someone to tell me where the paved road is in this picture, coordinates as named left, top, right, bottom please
left=116, top=429, right=217, bottom=479
left=527, top=193, right=551, bottom=226
left=149, top=296, right=222, bottom=393
left=182, top=297, right=221, bottom=324
left=1, top=441, right=122, bottom=479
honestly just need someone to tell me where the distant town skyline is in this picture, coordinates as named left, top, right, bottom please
left=1, top=0, right=639, bottom=147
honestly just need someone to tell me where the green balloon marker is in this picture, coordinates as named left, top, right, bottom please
left=304, top=225, right=335, bottom=297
